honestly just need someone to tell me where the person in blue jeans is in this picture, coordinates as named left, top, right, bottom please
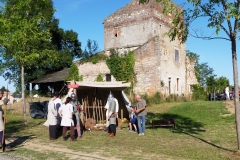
left=135, top=95, right=147, bottom=136
left=129, top=105, right=137, bottom=133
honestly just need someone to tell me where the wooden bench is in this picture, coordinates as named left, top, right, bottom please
left=152, top=119, right=176, bottom=129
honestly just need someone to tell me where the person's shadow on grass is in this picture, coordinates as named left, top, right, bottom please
left=6, top=135, right=36, bottom=149
left=146, top=112, right=235, bottom=152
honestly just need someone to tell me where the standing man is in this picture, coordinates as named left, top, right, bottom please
left=107, top=93, right=117, bottom=137
left=54, top=92, right=62, bottom=134
left=71, top=93, right=82, bottom=138
left=0, top=90, right=13, bottom=151
left=105, top=92, right=117, bottom=137
left=135, top=94, right=147, bottom=136
left=47, top=93, right=57, bottom=140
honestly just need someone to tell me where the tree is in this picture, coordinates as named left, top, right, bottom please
left=206, top=75, right=216, bottom=93
left=140, top=0, right=240, bottom=149
left=215, top=76, right=229, bottom=93
left=0, top=0, right=57, bottom=125
left=187, top=51, right=215, bottom=87
left=0, top=86, right=8, bottom=92
left=0, top=18, right=82, bottom=93
left=83, top=39, right=99, bottom=58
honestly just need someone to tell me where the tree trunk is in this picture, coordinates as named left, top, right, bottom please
left=232, top=39, right=240, bottom=149
left=21, top=65, right=27, bottom=125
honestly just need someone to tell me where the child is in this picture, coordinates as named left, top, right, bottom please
left=129, top=105, right=137, bottom=133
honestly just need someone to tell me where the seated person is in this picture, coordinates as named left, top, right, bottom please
left=129, top=105, right=137, bottom=133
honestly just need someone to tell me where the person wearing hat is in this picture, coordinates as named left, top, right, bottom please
left=0, top=90, right=13, bottom=151
left=105, top=92, right=117, bottom=137
left=47, top=93, right=58, bottom=140
left=70, top=93, right=82, bottom=138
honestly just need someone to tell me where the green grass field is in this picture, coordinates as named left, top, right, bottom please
left=2, top=100, right=240, bottom=160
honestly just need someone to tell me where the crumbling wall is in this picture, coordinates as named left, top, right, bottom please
left=134, top=36, right=161, bottom=95
left=104, top=0, right=170, bottom=52
left=77, top=61, right=116, bottom=82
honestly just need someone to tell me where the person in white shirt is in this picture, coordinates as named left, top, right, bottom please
left=59, top=97, right=76, bottom=141
left=225, top=86, right=230, bottom=100
left=47, top=94, right=57, bottom=140
left=54, top=92, right=62, bottom=133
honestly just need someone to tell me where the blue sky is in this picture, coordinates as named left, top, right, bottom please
left=1, top=0, right=239, bottom=92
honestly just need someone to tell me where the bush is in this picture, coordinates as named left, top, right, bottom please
left=191, top=84, right=208, bottom=100
left=151, top=92, right=161, bottom=104
left=95, top=74, right=104, bottom=82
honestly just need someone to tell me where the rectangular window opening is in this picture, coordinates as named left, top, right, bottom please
left=177, top=78, right=179, bottom=91
left=175, top=49, right=179, bottom=62
left=106, top=74, right=111, bottom=82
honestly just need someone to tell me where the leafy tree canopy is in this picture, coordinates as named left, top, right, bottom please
left=0, top=1, right=82, bottom=91
left=83, top=39, right=99, bottom=58
left=186, top=51, right=215, bottom=87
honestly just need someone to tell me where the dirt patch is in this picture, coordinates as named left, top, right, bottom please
left=224, top=101, right=235, bottom=115
left=6, top=137, right=113, bottom=160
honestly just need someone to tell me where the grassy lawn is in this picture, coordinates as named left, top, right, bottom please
left=2, top=100, right=240, bottom=159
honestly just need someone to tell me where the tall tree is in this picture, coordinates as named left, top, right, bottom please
left=83, top=39, right=99, bottom=58
left=187, top=51, right=215, bottom=87
left=0, top=0, right=57, bottom=125
left=215, top=76, right=229, bottom=92
left=0, top=16, right=82, bottom=94
left=140, top=0, right=240, bottom=149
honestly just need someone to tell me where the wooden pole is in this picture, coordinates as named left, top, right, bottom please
left=97, top=99, right=101, bottom=124
left=87, top=96, right=90, bottom=118
left=95, top=98, right=99, bottom=123
left=84, top=98, right=88, bottom=119
left=92, top=97, right=96, bottom=122
left=121, top=109, right=123, bottom=121
left=100, top=100, right=104, bottom=125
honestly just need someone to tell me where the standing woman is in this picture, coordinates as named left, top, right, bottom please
left=58, top=97, right=76, bottom=141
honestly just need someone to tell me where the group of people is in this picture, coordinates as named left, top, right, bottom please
left=47, top=92, right=83, bottom=141
left=103, top=92, right=147, bottom=137
left=47, top=91, right=147, bottom=140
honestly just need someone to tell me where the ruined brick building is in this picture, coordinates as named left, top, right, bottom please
left=77, top=0, right=198, bottom=96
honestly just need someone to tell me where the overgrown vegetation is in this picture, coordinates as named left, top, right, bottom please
left=106, top=49, right=135, bottom=95
left=65, top=62, right=83, bottom=81
left=139, top=92, right=188, bottom=106
left=79, top=53, right=108, bottom=64
left=95, top=74, right=104, bottom=82
left=191, top=84, right=208, bottom=101
left=106, top=50, right=135, bottom=82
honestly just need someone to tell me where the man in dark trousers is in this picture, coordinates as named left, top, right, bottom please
left=106, top=93, right=117, bottom=137
left=53, top=92, right=62, bottom=136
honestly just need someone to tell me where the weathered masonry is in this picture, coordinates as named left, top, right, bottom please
left=78, top=0, right=197, bottom=96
